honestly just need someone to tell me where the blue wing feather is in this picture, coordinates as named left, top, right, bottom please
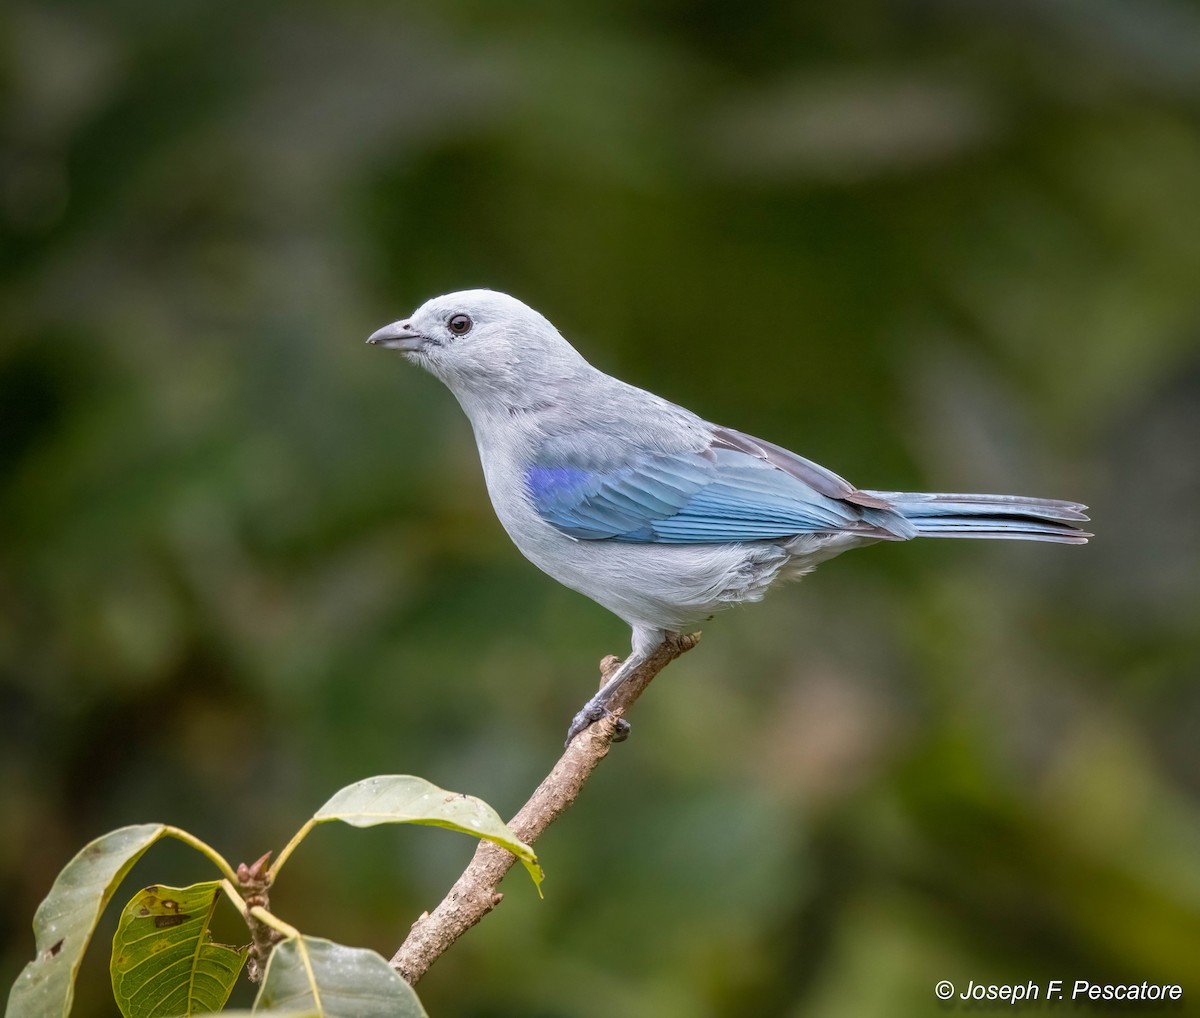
left=522, top=429, right=1088, bottom=546
left=525, top=442, right=906, bottom=543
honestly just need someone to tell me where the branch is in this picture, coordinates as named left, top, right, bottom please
left=235, top=850, right=283, bottom=982
left=390, top=631, right=700, bottom=984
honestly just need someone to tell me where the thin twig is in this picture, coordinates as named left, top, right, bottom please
left=390, top=631, right=700, bottom=985
left=236, top=850, right=283, bottom=983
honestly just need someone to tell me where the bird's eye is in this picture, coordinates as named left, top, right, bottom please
left=447, top=313, right=473, bottom=336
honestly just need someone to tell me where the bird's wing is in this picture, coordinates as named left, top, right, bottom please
left=525, top=433, right=912, bottom=543
left=707, top=426, right=894, bottom=510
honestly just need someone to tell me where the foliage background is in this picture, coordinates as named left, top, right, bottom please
left=3, top=2, right=1199, bottom=1015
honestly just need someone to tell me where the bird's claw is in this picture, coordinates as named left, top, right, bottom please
left=564, top=701, right=605, bottom=745
left=564, top=704, right=632, bottom=746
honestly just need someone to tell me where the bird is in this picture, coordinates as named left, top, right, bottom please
left=367, top=289, right=1090, bottom=745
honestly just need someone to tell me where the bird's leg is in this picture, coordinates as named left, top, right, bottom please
left=564, top=627, right=669, bottom=746
left=564, top=652, right=644, bottom=746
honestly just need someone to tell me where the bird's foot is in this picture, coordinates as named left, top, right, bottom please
left=564, top=700, right=631, bottom=746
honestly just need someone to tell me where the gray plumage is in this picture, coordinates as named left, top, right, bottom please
left=368, top=289, right=1090, bottom=740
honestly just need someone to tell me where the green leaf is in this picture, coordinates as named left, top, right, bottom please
left=6, top=824, right=168, bottom=1018
left=211, top=1012, right=316, bottom=1017
left=110, top=880, right=247, bottom=1017
left=212, top=1012, right=316, bottom=1017
left=254, top=936, right=427, bottom=1017
left=309, top=775, right=542, bottom=889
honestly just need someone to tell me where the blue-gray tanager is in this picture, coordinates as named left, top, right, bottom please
left=368, top=289, right=1090, bottom=744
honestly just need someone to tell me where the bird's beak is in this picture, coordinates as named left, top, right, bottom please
left=366, top=320, right=426, bottom=352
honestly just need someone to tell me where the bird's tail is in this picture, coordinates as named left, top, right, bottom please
left=864, top=491, right=1091, bottom=545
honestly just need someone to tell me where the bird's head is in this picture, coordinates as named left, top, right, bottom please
left=366, top=289, right=589, bottom=408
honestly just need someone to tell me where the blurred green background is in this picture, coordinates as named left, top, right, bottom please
left=3, top=2, right=1200, bottom=1016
